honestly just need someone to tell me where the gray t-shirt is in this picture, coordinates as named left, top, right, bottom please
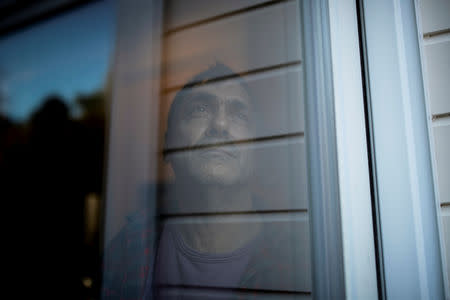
left=153, top=224, right=257, bottom=299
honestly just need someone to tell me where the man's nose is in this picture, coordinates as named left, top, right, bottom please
left=207, top=106, right=229, bottom=137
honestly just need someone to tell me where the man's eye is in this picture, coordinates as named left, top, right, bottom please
left=188, top=104, right=208, bottom=116
left=237, top=112, right=249, bottom=121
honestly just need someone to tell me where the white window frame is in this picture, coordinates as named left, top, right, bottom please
left=360, top=0, right=448, bottom=299
left=307, top=0, right=449, bottom=299
left=303, top=0, right=378, bottom=299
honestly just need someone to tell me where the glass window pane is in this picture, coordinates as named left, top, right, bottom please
left=0, top=1, right=117, bottom=298
left=101, top=1, right=314, bottom=299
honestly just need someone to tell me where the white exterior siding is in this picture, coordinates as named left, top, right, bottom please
left=419, top=0, right=450, bottom=291
left=420, top=0, right=450, bottom=34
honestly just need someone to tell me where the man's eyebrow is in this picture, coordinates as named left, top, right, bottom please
left=185, top=91, right=217, bottom=102
left=228, top=98, right=249, bottom=110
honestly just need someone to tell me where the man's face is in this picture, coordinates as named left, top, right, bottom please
left=166, top=81, right=254, bottom=186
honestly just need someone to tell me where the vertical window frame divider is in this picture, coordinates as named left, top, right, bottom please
left=328, top=0, right=380, bottom=299
left=302, top=0, right=345, bottom=297
left=301, top=0, right=378, bottom=298
left=360, top=0, right=448, bottom=299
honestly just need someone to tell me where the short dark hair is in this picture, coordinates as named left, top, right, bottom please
left=165, top=62, right=251, bottom=139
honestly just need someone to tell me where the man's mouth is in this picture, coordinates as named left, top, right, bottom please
left=199, top=147, right=236, bottom=158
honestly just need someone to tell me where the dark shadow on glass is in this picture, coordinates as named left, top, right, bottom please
left=1, top=93, right=106, bottom=299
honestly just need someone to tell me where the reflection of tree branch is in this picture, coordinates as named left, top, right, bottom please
left=0, top=67, right=7, bottom=115
left=75, top=90, right=106, bottom=126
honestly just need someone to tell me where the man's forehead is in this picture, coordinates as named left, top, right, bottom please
left=185, top=81, right=251, bottom=105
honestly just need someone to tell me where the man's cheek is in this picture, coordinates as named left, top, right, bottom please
left=239, top=149, right=253, bottom=173
left=180, top=122, right=208, bottom=145
left=230, top=124, right=251, bottom=140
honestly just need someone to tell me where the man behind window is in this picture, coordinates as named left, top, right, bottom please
left=102, top=63, right=302, bottom=300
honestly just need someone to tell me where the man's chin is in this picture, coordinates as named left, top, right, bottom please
left=192, top=165, right=241, bottom=186
left=173, top=157, right=250, bottom=186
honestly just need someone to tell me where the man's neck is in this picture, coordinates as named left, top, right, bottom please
left=172, top=181, right=253, bottom=213
left=170, top=181, right=261, bottom=253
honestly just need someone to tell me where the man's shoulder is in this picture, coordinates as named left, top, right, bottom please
left=104, top=210, right=161, bottom=270
left=105, top=183, right=167, bottom=249
left=102, top=185, right=164, bottom=299
left=240, top=221, right=305, bottom=292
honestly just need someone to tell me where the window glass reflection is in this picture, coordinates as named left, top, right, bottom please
left=102, top=1, right=311, bottom=299
left=0, top=1, right=116, bottom=299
